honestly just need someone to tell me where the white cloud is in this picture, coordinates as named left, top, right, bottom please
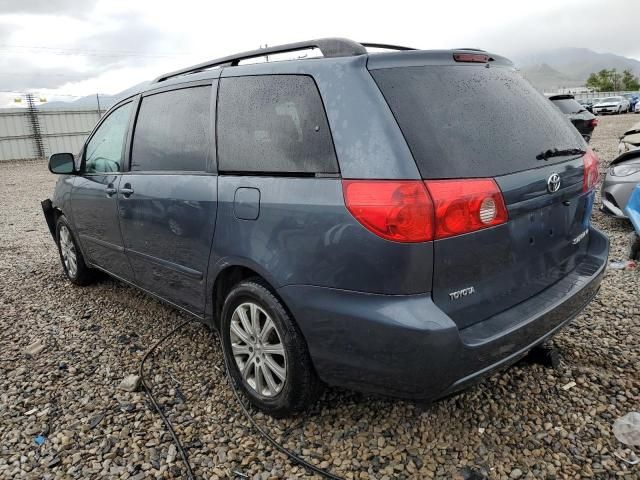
left=1, top=0, right=639, bottom=106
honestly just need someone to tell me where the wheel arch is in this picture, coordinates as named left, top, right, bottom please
left=209, top=261, right=311, bottom=346
left=41, top=199, right=64, bottom=240
left=210, top=263, right=292, bottom=332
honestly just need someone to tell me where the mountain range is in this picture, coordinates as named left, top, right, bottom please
left=513, top=48, right=640, bottom=91
left=38, top=82, right=148, bottom=110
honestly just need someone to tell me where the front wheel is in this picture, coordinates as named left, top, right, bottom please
left=56, top=216, right=94, bottom=286
left=220, top=279, right=320, bottom=417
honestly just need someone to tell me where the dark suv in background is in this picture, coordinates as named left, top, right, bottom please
left=549, top=94, right=597, bottom=142
left=43, top=38, right=609, bottom=416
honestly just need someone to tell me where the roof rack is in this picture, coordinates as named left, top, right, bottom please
left=360, top=42, right=415, bottom=51
left=152, top=38, right=369, bottom=83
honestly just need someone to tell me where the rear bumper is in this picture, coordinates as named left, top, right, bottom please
left=278, top=226, right=609, bottom=399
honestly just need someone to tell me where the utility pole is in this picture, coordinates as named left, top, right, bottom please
left=96, top=93, right=101, bottom=118
left=25, top=93, right=45, bottom=159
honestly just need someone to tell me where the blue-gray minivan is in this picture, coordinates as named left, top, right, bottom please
left=42, top=39, right=609, bottom=416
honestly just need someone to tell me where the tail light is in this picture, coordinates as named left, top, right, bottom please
left=589, top=118, right=598, bottom=128
left=342, top=180, right=434, bottom=242
left=342, top=178, right=508, bottom=242
left=453, top=53, right=489, bottom=63
left=583, top=148, right=599, bottom=192
left=425, top=179, right=508, bottom=239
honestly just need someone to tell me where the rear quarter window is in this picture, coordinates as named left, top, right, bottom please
left=371, top=65, right=585, bottom=179
left=217, top=75, right=338, bottom=174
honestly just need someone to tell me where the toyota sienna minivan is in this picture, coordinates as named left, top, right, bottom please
left=42, top=38, right=609, bottom=417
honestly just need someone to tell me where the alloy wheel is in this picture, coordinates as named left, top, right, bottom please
left=229, top=302, right=287, bottom=397
left=59, top=225, right=78, bottom=277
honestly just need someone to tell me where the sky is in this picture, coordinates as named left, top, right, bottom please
left=1, top=0, right=639, bottom=107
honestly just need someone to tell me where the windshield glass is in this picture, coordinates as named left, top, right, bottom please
left=602, top=97, right=621, bottom=102
left=371, top=65, right=584, bottom=178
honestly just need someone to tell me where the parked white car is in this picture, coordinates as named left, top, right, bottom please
left=593, top=96, right=631, bottom=115
left=636, top=101, right=640, bottom=113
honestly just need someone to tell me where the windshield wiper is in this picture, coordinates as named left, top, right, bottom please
left=536, top=148, right=586, bottom=161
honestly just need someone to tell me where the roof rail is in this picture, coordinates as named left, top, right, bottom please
left=152, top=37, right=368, bottom=83
left=360, top=42, right=416, bottom=51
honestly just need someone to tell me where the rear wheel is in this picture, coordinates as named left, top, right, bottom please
left=220, top=279, right=319, bottom=417
left=56, top=216, right=94, bottom=286
left=630, top=233, right=640, bottom=261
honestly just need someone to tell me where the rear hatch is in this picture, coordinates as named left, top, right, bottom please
left=549, top=95, right=596, bottom=138
left=369, top=53, right=596, bottom=329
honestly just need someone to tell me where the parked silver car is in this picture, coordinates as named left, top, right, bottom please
left=601, top=150, right=640, bottom=218
left=618, top=122, right=640, bottom=154
left=593, top=96, right=631, bottom=115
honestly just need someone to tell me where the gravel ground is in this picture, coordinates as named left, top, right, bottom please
left=1, top=114, right=639, bottom=480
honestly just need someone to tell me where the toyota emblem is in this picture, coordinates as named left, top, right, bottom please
left=547, top=173, right=561, bottom=193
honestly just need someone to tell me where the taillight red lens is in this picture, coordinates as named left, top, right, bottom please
left=590, top=118, right=598, bottom=128
left=583, top=148, right=599, bottom=192
left=343, top=178, right=508, bottom=242
left=425, top=179, right=508, bottom=239
left=342, top=180, right=434, bottom=242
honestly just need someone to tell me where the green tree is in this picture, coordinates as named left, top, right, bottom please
left=585, top=69, right=613, bottom=91
left=610, top=69, right=622, bottom=90
left=586, top=72, right=601, bottom=90
left=621, top=69, right=640, bottom=90
left=585, top=68, right=640, bottom=91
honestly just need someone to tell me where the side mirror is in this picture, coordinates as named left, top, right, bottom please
left=48, top=153, right=76, bottom=174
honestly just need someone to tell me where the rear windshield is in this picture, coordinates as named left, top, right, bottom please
left=371, top=65, right=584, bottom=178
left=551, top=98, right=585, bottom=114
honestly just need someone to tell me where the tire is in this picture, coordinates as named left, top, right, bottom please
left=630, top=233, right=640, bottom=261
left=220, top=278, right=320, bottom=417
left=55, top=215, right=95, bottom=286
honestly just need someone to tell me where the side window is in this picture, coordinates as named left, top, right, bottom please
left=218, top=75, right=338, bottom=174
left=84, top=102, right=133, bottom=173
left=131, top=86, right=211, bottom=172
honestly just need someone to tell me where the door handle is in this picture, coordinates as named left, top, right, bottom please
left=105, top=185, right=117, bottom=196
left=120, top=184, right=134, bottom=198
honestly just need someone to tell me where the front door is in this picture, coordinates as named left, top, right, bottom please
left=72, top=101, right=135, bottom=280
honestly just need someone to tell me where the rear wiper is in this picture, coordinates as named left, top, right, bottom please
left=536, top=148, right=586, bottom=161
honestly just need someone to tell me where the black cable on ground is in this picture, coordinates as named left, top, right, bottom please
left=218, top=334, right=345, bottom=480
left=139, top=319, right=197, bottom=480
left=140, top=320, right=345, bottom=480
